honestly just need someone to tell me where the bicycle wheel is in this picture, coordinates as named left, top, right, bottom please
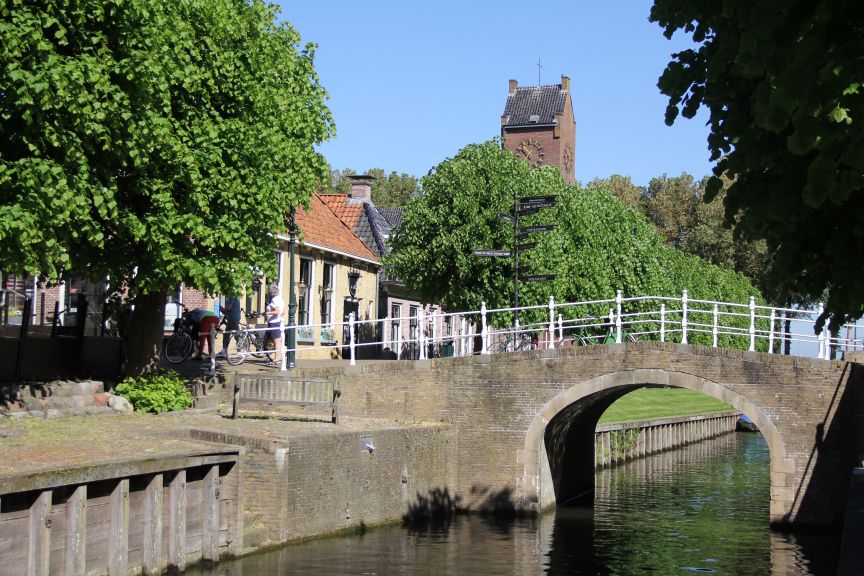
left=262, top=338, right=276, bottom=362
left=487, top=341, right=507, bottom=354
left=225, top=332, right=249, bottom=366
left=250, top=333, right=270, bottom=359
left=164, top=332, right=193, bottom=364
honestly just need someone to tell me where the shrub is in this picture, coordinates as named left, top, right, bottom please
left=114, top=369, right=194, bottom=413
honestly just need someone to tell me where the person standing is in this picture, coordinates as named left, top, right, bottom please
left=187, top=308, right=220, bottom=360
left=265, top=284, right=284, bottom=366
left=218, top=295, right=241, bottom=357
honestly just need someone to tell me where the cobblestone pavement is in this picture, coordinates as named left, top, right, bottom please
left=0, top=408, right=435, bottom=481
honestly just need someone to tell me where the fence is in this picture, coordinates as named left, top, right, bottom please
left=218, top=290, right=854, bottom=370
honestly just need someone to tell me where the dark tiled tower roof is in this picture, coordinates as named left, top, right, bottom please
left=502, top=83, right=568, bottom=127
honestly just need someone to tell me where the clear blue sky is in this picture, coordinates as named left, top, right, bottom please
left=277, top=1, right=712, bottom=187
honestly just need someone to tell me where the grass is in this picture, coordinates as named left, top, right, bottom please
left=598, top=387, right=733, bottom=424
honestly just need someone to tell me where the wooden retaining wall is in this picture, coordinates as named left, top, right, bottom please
left=0, top=452, right=242, bottom=576
left=594, top=411, right=740, bottom=468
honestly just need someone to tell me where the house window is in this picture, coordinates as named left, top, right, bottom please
left=390, top=303, right=401, bottom=346
left=321, top=263, right=334, bottom=325
left=409, top=306, right=419, bottom=359
left=298, top=258, right=312, bottom=326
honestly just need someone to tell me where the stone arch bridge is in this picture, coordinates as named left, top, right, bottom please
left=302, top=342, right=862, bottom=529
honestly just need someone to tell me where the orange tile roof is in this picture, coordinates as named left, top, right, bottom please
left=320, top=193, right=364, bottom=230
left=295, top=195, right=379, bottom=263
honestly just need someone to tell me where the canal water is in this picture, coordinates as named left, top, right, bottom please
left=190, top=433, right=838, bottom=575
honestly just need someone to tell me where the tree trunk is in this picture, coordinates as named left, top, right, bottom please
left=784, top=318, right=791, bottom=356
left=124, top=289, right=167, bottom=378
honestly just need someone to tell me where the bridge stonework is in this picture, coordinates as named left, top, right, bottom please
left=308, top=342, right=862, bottom=529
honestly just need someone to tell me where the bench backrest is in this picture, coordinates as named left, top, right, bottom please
left=234, top=374, right=336, bottom=404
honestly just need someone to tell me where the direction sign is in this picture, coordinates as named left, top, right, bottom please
left=516, top=241, right=537, bottom=251
left=517, top=201, right=555, bottom=213
left=473, top=249, right=511, bottom=258
left=520, top=224, right=556, bottom=234
left=517, top=207, right=541, bottom=216
left=520, top=195, right=558, bottom=205
left=519, top=274, right=556, bottom=282
left=499, top=213, right=515, bottom=224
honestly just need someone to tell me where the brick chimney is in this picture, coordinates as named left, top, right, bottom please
left=348, top=174, right=375, bottom=202
left=509, top=79, right=518, bottom=95
left=561, top=75, right=570, bottom=91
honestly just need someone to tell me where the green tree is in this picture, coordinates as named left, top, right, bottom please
left=650, top=0, right=864, bottom=330
left=386, top=141, right=764, bottom=347
left=0, top=0, right=333, bottom=375
left=368, top=169, right=421, bottom=208
left=641, top=173, right=702, bottom=248
left=588, top=174, right=644, bottom=208
left=319, top=167, right=355, bottom=195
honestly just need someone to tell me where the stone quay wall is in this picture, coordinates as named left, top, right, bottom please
left=594, top=411, right=740, bottom=468
left=187, top=423, right=458, bottom=551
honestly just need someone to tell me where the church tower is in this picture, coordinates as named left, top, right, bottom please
left=501, top=76, right=576, bottom=183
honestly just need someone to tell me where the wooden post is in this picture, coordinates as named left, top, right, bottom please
left=65, top=485, right=87, bottom=576
left=143, top=474, right=164, bottom=576
left=202, top=466, right=220, bottom=564
left=109, top=479, right=129, bottom=576
left=27, top=490, right=51, bottom=576
left=168, top=470, right=187, bottom=573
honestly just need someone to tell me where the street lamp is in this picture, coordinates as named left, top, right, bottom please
left=287, top=210, right=297, bottom=369
left=347, top=269, right=361, bottom=300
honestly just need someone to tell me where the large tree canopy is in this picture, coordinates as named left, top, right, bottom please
left=386, top=141, right=763, bottom=346
left=0, top=0, right=333, bottom=373
left=591, top=173, right=772, bottom=297
left=650, top=0, right=864, bottom=330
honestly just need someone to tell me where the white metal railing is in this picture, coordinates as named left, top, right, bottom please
left=205, top=291, right=860, bottom=370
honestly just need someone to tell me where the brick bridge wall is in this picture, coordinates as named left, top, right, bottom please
left=295, top=342, right=864, bottom=529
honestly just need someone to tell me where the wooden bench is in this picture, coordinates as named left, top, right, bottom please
left=231, top=373, right=341, bottom=423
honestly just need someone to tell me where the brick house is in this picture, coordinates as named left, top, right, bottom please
left=501, top=76, right=576, bottom=183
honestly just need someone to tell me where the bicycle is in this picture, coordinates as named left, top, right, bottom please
left=487, top=332, right=538, bottom=353
left=163, top=315, right=195, bottom=364
left=561, top=326, right=637, bottom=347
left=225, top=311, right=276, bottom=366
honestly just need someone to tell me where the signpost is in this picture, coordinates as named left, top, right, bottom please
left=476, top=193, right=559, bottom=326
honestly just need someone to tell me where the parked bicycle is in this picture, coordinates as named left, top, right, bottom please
left=487, top=331, right=538, bottom=353
left=225, top=311, right=276, bottom=366
left=163, top=314, right=196, bottom=364
left=561, top=325, right=637, bottom=347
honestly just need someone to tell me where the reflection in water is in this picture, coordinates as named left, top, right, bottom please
left=189, top=434, right=836, bottom=576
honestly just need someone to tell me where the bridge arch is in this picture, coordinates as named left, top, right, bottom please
left=517, top=369, right=789, bottom=513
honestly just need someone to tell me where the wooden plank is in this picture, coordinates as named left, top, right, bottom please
left=65, top=485, right=86, bottom=576
left=143, top=474, right=163, bottom=576
left=27, top=490, right=51, bottom=576
left=109, top=479, right=129, bottom=576
left=168, top=470, right=186, bottom=572
left=0, top=493, right=27, bottom=573
left=202, top=466, right=219, bottom=563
